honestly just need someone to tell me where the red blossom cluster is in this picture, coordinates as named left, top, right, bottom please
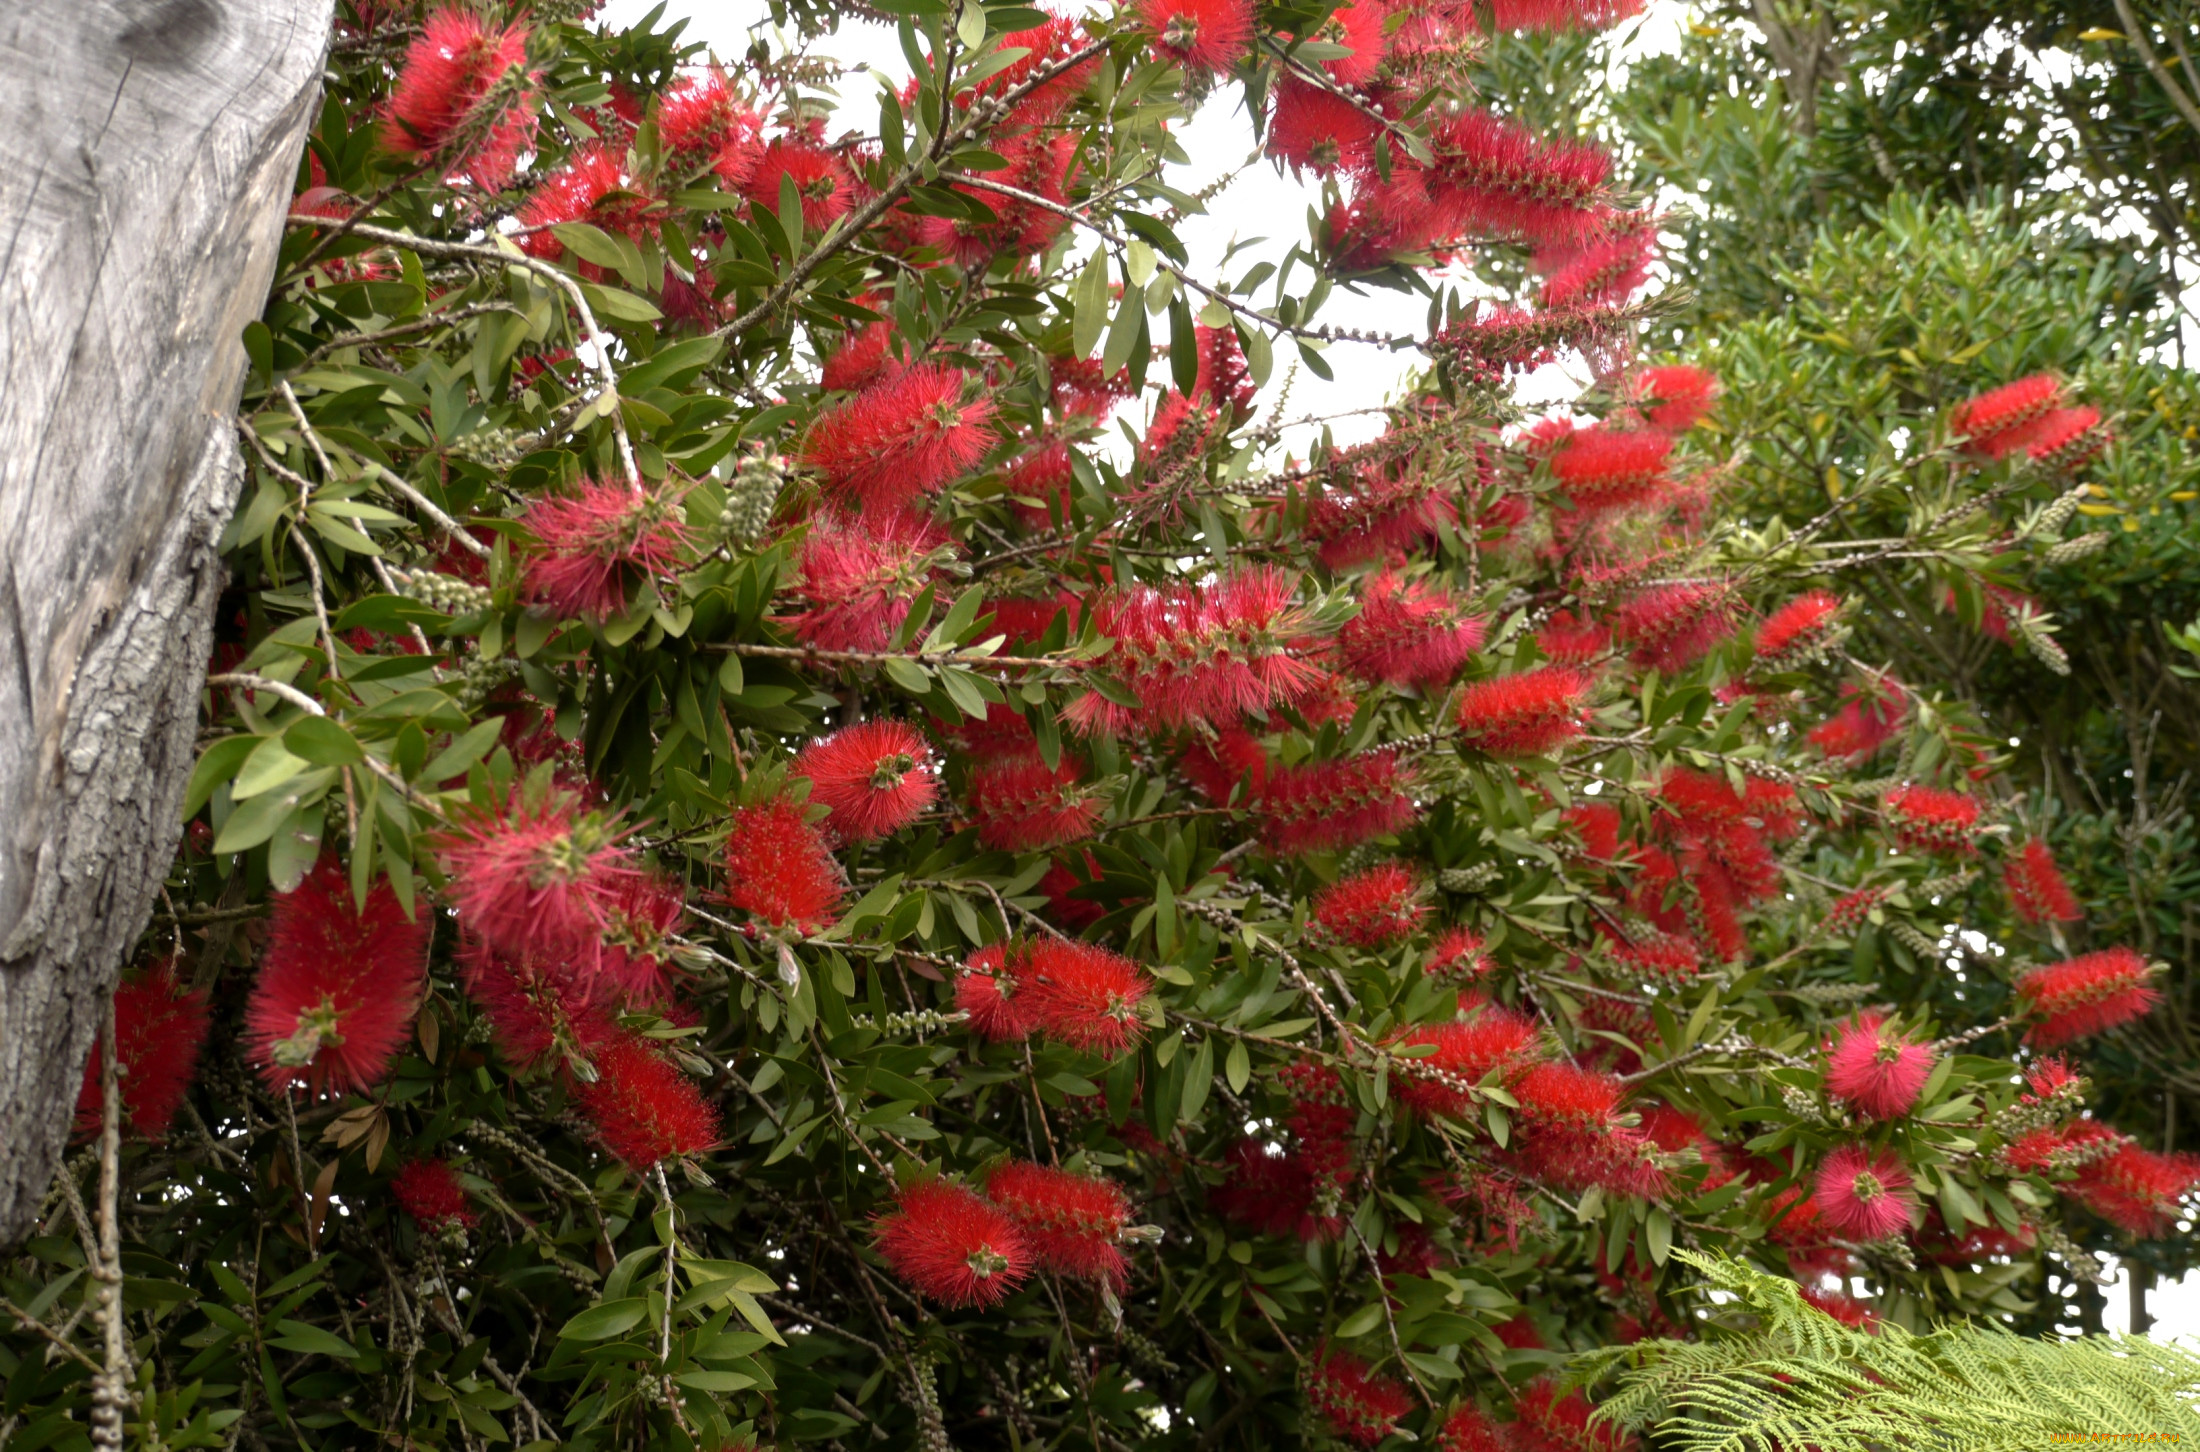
left=246, top=859, right=429, bottom=1096
left=1314, top=862, right=1429, bottom=946
left=1066, top=568, right=1322, bottom=733
left=954, top=938, right=1152, bottom=1055
left=794, top=720, right=938, bottom=843
left=1824, top=1013, right=1937, bottom=1120
left=1881, top=783, right=1982, bottom=855
left=2015, top=947, right=2161, bottom=1047
left=722, top=795, right=847, bottom=933
left=2004, top=836, right=2083, bottom=926
left=519, top=479, right=692, bottom=622
left=1306, top=1347, right=1414, bottom=1447
left=383, top=7, right=540, bottom=189
left=75, top=960, right=209, bottom=1140
left=1949, top=375, right=2106, bottom=467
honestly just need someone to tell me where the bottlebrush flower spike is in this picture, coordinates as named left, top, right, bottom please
left=1180, top=727, right=1270, bottom=803
left=1024, top=939, right=1151, bottom=1056
left=1306, top=1347, right=1413, bottom=1448
left=383, top=8, right=539, bottom=189
left=1268, top=77, right=1381, bottom=177
left=2017, top=405, right=2106, bottom=468
left=246, top=858, right=428, bottom=1095
left=1881, top=783, right=1982, bottom=855
left=1071, top=568, right=1322, bottom=731
left=805, top=364, right=997, bottom=513
left=1824, top=1013, right=1936, bottom=1119
left=985, top=1161, right=1135, bottom=1286
left=1004, top=438, right=1076, bottom=529
left=1391, top=1008, right=1544, bottom=1119
left=2015, top=947, right=2161, bottom=1047
left=657, top=69, right=758, bottom=161
left=1305, top=459, right=1461, bottom=569
left=1051, top=356, right=1135, bottom=420
left=1454, top=665, right=1594, bottom=756
left=967, top=752, right=1105, bottom=851
left=1336, top=572, right=1486, bottom=689
left=1548, top=427, right=1671, bottom=515
left=1314, top=863, right=1430, bottom=946
left=1612, top=581, right=1737, bottom=671
left=518, top=146, right=656, bottom=270
left=1140, top=0, right=1254, bottom=72
left=795, top=720, right=938, bottom=843
left=457, top=941, right=613, bottom=1072
left=1754, top=591, right=1846, bottom=671
left=723, top=796, right=846, bottom=933
left=1604, top=926, right=1702, bottom=981
left=1536, top=609, right=1611, bottom=665
left=957, top=942, right=1043, bottom=1041
left=1427, top=111, right=1613, bottom=248
left=520, top=478, right=692, bottom=622
left=1813, top=1144, right=1917, bottom=1240
left=980, top=18, right=1102, bottom=125
left=1809, top=684, right=1907, bottom=762
left=875, top=1178, right=1033, bottom=1308
left=1426, top=926, right=1490, bottom=984
left=1630, top=364, right=1720, bottom=431
left=742, top=136, right=856, bottom=228
left=2005, top=837, right=2082, bottom=925
left=75, top=960, right=209, bottom=1140
left=1539, top=222, right=1658, bottom=310
left=782, top=511, right=950, bottom=652
left=391, top=1158, right=477, bottom=1230
left=596, top=871, right=688, bottom=1006
left=1438, top=1404, right=1508, bottom=1452
left=1949, top=374, right=2063, bottom=450
left=2067, top=1141, right=2200, bottom=1236
left=1565, top=800, right=1626, bottom=861
left=820, top=319, right=897, bottom=393
left=1256, top=749, right=1419, bottom=853
left=440, top=795, right=647, bottom=972
left=572, top=1032, right=721, bottom=1170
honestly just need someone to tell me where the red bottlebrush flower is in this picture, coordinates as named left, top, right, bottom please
left=1438, top=1404, right=1508, bottom=1452
left=572, top=1032, right=721, bottom=1169
left=1512, top=1059, right=1621, bottom=1129
left=1539, top=223, right=1658, bottom=311
left=1813, top=1144, right=1917, bottom=1240
left=1511, top=1380, right=1630, bottom=1452
left=1799, top=1285, right=1879, bottom=1329
left=440, top=796, right=647, bottom=974
left=1612, top=581, right=1737, bottom=672
left=1180, top=727, right=1270, bottom=804
left=2005, top=837, right=2083, bottom=925
left=1039, top=853, right=1109, bottom=932
left=795, top=720, right=937, bottom=843
left=1391, top=1008, right=1544, bottom=1119
left=1004, top=438, right=1077, bottom=530
left=1193, top=325, right=1259, bottom=415
left=2015, top=405, right=2106, bottom=467
left=1427, top=111, right=1612, bottom=247
left=1638, top=1104, right=1736, bottom=1188
left=1949, top=374, right=2063, bottom=450
left=875, top=1178, right=1033, bottom=1308
left=1314, top=863, right=1429, bottom=946
left=1605, top=926, right=1702, bottom=981
left=1337, top=572, right=1486, bottom=690
left=1140, top=0, right=1253, bottom=71
left=2015, top=947, right=2161, bottom=1047
left=1305, top=457, right=1462, bottom=569
left=657, top=69, right=757, bottom=161
left=1549, top=427, right=1671, bottom=515
left=246, top=858, right=428, bottom=1095
left=967, top=752, right=1105, bottom=852
left=1069, top=569, right=1322, bottom=732
left=1426, top=926, right=1490, bottom=984
left=1024, top=939, right=1151, bottom=1056
left=2067, top=1141, right=2200, bottom=1237
left=520, top=478, right=692, bottom=622
left=820, top=319, right=897, bottom=393
left=805, top=364, right=997, bottom=514
left=1310, top=1, right=1388, bottom=82
left=1536, top=609, right=1611, bottom=665
left=722, top=796, right=846, bottom=933
left=1255, top=749, right=1420, bottom=854
left=2024, top=1056, right=2083, bottom=1103
left=1213, top=1133, right=1351, bottom=1241
left=383, top=8, right=539, bottom=189
left=391, top=1158, right=476, bottom=1230
left=1306, top=1347, right=1413, bottom=1448
left=1754, top=591, right=1845, bottom=671
left=1565, top=800, right=1626, bottom=862
left=1454, top=665, right=1593, bottom=756
left=1488, top=0, right=1645, bottom=28
left=517, top=146, right=656, bottom=269
left=986, top=1161, right=1134, bottom=1286
left=980, top=19, right=1102, bottom=125
left=1051, top=356, right=1135, bottom=420
left=1809, top=684, right=1907, bottom=762
left=743, top=136, right=855, bottom=228
left=1881, top=783, right=1983, bottom=855
left=782, top=511, right=950, bottom=653
left=956, top=942, right=1042, bottom=1041
left=1268, top=76, right=1381, bottom=177
left=1824, top=1013, right=1937, bottom=1119
left=458, top=941, right=613, bottom=1072
left=74, top=961, right=209, bottom=1140
left=596, top=871, right=688, bottom=1006
left=1631, top=363, right=1720, bottom=431
left=984, top=594, right=1079, bottom=650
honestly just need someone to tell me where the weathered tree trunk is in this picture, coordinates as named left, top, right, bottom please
left=0, top=0, right=333, bottom=1243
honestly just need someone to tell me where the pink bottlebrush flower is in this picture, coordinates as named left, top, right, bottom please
left=1881, top=783, right=1982, bottom=855
left=519, top=478, right=692, bottom=622
left=1305, top=459, right=1461, bottom=569
left=1539, top=224, right=1658, bottom=311
left=2067, top=1140, right=2200, bottom=1237
left=1390, top=1009, right=1544, bottom=1120
left=1337, top=572, right=1486, bottom=690
left=1631, top=363, right=1720, bottom=431
left=1612, top=581, right=1737, bottom=671
left=1809, top=684, right=1908, bottom=762
left=439, top=795, right=647, bottom=974
left=795, top=720, right=938, bottom=843
left=1824, top=1013, right=1937, bottom=1119
left=383, top=8, right=539, bottom=189
left=743, top=137, right=856, bottom=228
left=875, top=1178, right=1033, bottom=1308
left=572, top=1032, right=721, bottom=1169
left=1754, top=591, right=1845, bottom=670
left=1024, top=939, right=1150, bottom=1056
left=1180, top=727, right=1270, bottom=804
left=391, top=1158, right=477, bottom=1229
left=967, top=752, right=1105, bottom=852
left=1070, top=569, right=1322, bottom=732
left=457, top=940, right=613, bottom=1072
left=1813, top=1144, right=1917, bottom=1240
left=1306, top=1347, right=1413, bottom=1448
left=805, top=364, right=997, bottom=514
left=986, top=1161, right=1134, bottom=1286
left=1426, top=926, right=1490, bottom=984
left=820, top=319, right=898, bottom=393
left=2015, top=947, right=2161, bottom=1047
left=74, top=960, right=209, bottom=1140
left=1949, top=375, right=2063, bottom=450
left=1453, top=665, right=1594, bottom=756
left=1268, top=78, right=1382, bottom=178
left=1536, top=609, right=1611, bottom=665
left=782, top=511, right=951, bottom=653
left=1255, top=749, right=1420, bottom=854
left=1549, top=427, right=1671, bottom=515
left=1140, top=0, right=1254, bottom=71
left=1313, top=863, right=1429, bottom=947
left=722, top=796, right=846, bottom=933
left=594, top=871, right=688, bottom=1006
left=957, top=943, right=1043, bottom=1042
left=2005, top=837, right=2082, bottom=925
left=657, top=69, right=757, bottom=161
left=518, top=145, right=657, bottom=270
left=247, top=858, right=428, bottom=1095
left=1427, top=111, right=1612, bottom=247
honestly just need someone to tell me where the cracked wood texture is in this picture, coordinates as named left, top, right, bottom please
left=0, top=0, right=332, bottom=1242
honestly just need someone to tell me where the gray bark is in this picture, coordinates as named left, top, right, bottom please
left=0, top=0, right=333, bottom=1243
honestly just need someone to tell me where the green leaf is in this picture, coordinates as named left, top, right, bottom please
left=184, top=736, right=259, bottom=819
left=233, top=735, right=310, bottom=800
left=558, top=1298, right=648, bottom=1342
left=421, top=717, right=506, bottom=785
left=214, top=769, right=335, bottom=854
left=282, top=715, right=362, bottom=767
left=268, top=1321, right=358, bottom=1359
left=1178, top=1036, right=1214, bottom=1124
left=579, top=282, right=663, bottom=324
left=1334, top=1301, right=1385, bottom=1338
left=1645, top=1206, right=1673, bottom=1265
left=1072, top=251, right=1110, bottom=359
left=1102, top=289, right=1146, bottom=377
left=882, top=656, right=932, bottom=696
